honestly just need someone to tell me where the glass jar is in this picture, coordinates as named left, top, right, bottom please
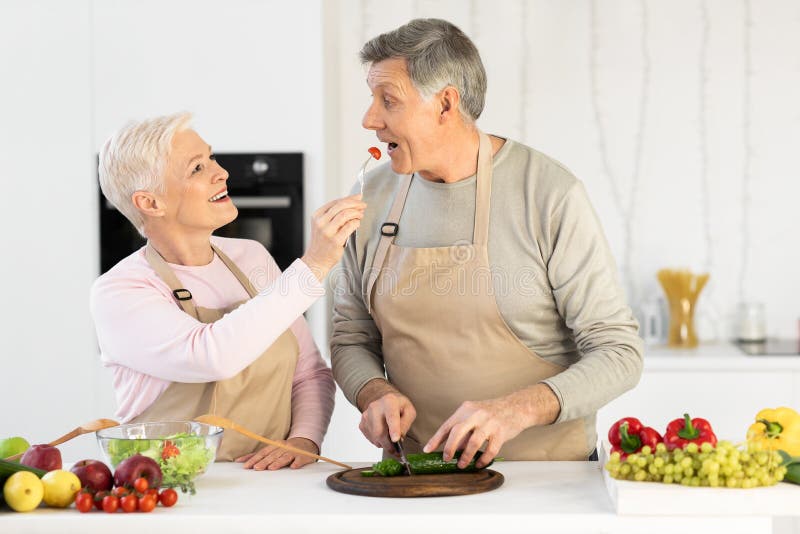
left=657, top=269, right=710, bottom=348
left=737, top=302, right=766, bottom=342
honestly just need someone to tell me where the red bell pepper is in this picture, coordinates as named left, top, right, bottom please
left=664, top=413, right=717, bottom=450
left=608, top=417, right=663, bottom=458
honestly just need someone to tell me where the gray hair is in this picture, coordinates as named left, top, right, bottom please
left=360, top=18, right=487, bottom=122
left=98, top=112, right=192, bottom=237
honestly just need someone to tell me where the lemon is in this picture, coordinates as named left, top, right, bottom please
left=0, top=436, right=30, bottom=461
left=3, top=471, right=44, bottom=512
left=41, top=470, right=81, bottom=508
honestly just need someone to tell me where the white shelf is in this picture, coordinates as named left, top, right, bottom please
left=643, top=342, right=800, bottom=371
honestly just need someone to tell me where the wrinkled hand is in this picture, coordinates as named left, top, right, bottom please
left=423, top=398, right=527, bottom=469
left=358, top=379, right=416, bottom=452
left=302, top=194, right=366, bottom=280
left=235, top=437, right=319, bottom=471
left=423, top=384, right=560, bottom=468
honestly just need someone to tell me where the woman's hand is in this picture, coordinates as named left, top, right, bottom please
left=302, top=194, right=366, bottom=280
left=235, top=437, right=320, bottom=470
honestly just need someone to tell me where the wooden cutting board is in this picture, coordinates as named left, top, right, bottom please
left=326, top=467, right=504, bottom=498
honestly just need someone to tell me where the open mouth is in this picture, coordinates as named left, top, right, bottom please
left=209, top=190, right=229, bottom=202
left=387, top=142, right=398, bottom=154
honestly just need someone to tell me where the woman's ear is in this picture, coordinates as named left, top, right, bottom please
left=131, top=191, right=165, bottom=218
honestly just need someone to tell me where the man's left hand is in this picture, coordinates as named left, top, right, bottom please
left=423, top=383, right=561, bottom=468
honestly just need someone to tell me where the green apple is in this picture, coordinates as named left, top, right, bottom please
left=0, top=437, right=30, bottom=462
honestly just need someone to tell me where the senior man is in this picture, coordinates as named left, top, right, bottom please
left=331, top=18, right=643, bottom=467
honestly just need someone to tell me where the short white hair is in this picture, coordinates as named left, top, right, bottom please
left=98, top=111, right=193, bottom=237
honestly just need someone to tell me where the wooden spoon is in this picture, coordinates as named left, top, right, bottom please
left=195, top=414, right=352, bottom=470
left=3, top=418, right=120, bottom=462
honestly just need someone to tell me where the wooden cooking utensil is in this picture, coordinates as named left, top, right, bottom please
left=4, top=418, right=120, bottom=461
left=195, top=414, right=352, bottom=470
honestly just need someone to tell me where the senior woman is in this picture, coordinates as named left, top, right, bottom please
left=91, top=112, right=364, bottom=470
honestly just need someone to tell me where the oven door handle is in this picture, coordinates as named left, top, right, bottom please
left=229, top=196, right=292, bottom=208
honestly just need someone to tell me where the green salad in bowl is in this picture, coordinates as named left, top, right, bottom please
left=97, top=421, right=222, bottom=494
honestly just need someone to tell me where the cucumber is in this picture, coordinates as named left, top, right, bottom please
left=785, top=462, right=800, bottom=485
left=0, top=458, right=47, bottom=486
left=361, top=451, right=493, bottom=477
left=778, top=451, right=800, bottom=485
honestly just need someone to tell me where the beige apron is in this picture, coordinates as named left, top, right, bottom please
left=365, top=132, right=588, bottom=460
left=131, top=243, right=299, bottom=461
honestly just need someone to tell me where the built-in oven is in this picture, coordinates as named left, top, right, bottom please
left=98, top=153, right=304, bottom=273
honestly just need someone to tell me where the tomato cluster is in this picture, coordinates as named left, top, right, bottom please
left=74, top=477, right=178, bottom=513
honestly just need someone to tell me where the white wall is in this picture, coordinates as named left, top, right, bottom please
left=1, top=0, right=799, bottom=464
left=0, top=0, right=370, bottom=462
left=327, top=0, right=800, bottom=342
left=0, top=0, right=98, bottom=462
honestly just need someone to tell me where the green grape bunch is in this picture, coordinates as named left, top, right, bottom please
left=604, top=441, right=788, bottom=488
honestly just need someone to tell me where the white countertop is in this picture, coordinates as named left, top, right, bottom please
left=644, top=342, right=800, bottom=371
left=2, top=461, right=798, bottom=534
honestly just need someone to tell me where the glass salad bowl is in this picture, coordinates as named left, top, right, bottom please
left=96, top=421, right=223, bottom=492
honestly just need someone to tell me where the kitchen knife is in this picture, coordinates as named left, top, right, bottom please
left=392, top=439, right=413, bottom=476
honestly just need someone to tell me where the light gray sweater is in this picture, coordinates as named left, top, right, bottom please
left=330, top=138, right=643, bottom=449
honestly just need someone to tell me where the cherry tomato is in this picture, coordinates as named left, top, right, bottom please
left=146, top=488, right=159, bottom=498
left=112, top=486, right=129, bottom=497
left=133, top=477, right=149, bottom=494
left=120, top=494, right=138, bottom=513
left=138, top=494, right=157, bottom=513
left=368, top=146, right=381, bottom=160
left=93, top=490, right=109, bottom=510
left=76, top=492, right=93, bottom=513
left=102, top=495, right=119, bottom=513
left=159, top=488, right=178, bottom=507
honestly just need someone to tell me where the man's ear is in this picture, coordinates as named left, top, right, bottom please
left=131, top=191, right=166, bottom=218
left=438, top=86, right=462, bottom=123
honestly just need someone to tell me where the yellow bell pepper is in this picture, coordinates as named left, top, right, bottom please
left=747, top=406, right=800, bottom=456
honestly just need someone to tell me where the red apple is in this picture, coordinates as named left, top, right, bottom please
left=70, top=459, right=113, bottom=492
left=113, top=454, right=162, bottom=489
left=20, top=444, right=62, bottom=471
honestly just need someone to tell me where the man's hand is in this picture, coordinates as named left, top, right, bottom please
left=235, top=437, right=319, bottom=470
left=423, top=383, right=561, bottom=468
left=357, top=378, right=417, bottom=451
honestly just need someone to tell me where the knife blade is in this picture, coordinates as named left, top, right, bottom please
left=392, top=439, right=413, bottom=476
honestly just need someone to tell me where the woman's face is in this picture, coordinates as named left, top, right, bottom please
left=159, top=129, right=237, bottom=235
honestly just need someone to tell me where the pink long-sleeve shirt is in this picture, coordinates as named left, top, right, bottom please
left=90, top=236, right=334, bottom=449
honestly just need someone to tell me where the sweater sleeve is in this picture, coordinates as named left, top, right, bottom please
left=539, top=181, right=644, bottom=423
left=90, top=259, right=324, bottom=383
left=329, top=231, right=387, bottom=408
left=286, top=316, right=335, bottom=450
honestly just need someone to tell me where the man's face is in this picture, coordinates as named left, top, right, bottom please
left=158, top=129, right=237, bottom=235
left=362, top=58, right=441, bottom=176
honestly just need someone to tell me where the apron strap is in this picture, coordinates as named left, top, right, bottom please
left=145, top=243, right=200, bottom=319
left=474, top=132, right=493, bottom=246
left=365, top=174, right=414, bottom=313
left=211, top=243, right=259, bottom=298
